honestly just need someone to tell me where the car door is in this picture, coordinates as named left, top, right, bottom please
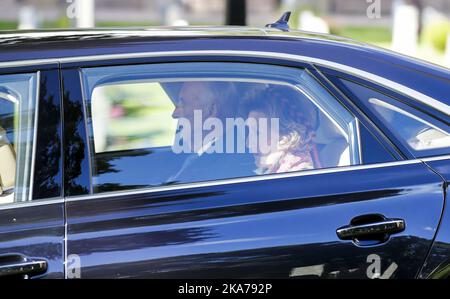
left=63, top=56, right=445, bottom=279
left=318, top=68, right=450, bottom=279
left=0, top=66, right=64, bottom=279
left=418, top=155, right=450, bottom=279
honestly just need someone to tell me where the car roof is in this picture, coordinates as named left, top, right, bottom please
left=0, top=26, right=361, bottom=46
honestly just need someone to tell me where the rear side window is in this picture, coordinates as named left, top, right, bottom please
left=0, top=73, right=38, bottom=205
left=334, top=78, right=450, bottom=158
left=82, top=63, right=361, bottom=194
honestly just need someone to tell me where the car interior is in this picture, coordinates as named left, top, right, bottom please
left=0, top=89, right=18, bottom=205
left=87, top=73, right=356, bottom=191
left=0, top=125, right=15, bottom=204
left=163, top=80, right=353, bottom=170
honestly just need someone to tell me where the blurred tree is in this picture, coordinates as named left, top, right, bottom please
left=225, top=0, right=246, bottom=26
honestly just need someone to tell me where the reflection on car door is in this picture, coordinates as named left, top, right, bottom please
left=65, top=160, right=444, bottom=278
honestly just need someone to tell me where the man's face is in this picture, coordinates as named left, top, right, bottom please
left=172, top=82, right=217, bottom=124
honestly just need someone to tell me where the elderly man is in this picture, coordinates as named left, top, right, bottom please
left=167, top=81, right=254, bottom=184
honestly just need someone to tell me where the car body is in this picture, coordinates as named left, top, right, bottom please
left=0, top=26, right=449, bottom=279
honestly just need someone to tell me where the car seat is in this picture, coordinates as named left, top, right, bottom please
left=0, top=126, right=16, bottom=204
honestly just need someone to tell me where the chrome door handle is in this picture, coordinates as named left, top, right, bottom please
left=336, top=219, right=405, bottom=240
left=0, top=255, right=47, bottom=278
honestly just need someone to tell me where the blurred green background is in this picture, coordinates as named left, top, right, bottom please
left=1, top=0, right=449, bottom=66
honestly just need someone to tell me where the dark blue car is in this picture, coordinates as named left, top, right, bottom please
left=0, top=21, right=449, bottom=279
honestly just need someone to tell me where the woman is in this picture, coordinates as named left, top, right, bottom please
left=245, top=85, right=321, bottom=175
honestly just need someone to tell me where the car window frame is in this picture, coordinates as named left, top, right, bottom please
left=82, top=62, right=359, bottom=157
left=319, top=67, right=450, bottom=159
left=71, top=56, right=403, bottom=197
left=59, top=51, right=425, bottom=200
left=0, top=62, right=62, bottom=209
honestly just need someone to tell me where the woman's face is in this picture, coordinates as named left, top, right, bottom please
left=247, top=110, right=281, bottom=157
left=248, top=111, right=285, bottom=171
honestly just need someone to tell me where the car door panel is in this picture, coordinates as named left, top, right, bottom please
left=62, top=59, right=445, bottom=279
left=424, top=158, right=450, bottom=182
left=418, top=157, right=450, bottom=279
left=0, top=202, right=64, bottom=278
left=66, top=161, right=444, bottom=278
left=0, top=68, right=64, bottom=279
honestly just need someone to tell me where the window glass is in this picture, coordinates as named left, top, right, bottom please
left=358, top=122, right=396, bottom=164
left=91, top=82, right=177, bottom=153
left=82, top=63, right=360, bottom=193
left=336, top=79, right=450, bottom=157
left=0, top=73, right=38, bottom=205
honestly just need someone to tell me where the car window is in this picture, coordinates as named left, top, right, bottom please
left=335, top=78, right=450, bottom=157
left=82, top=63, right=361, bottom=194
left=90, top=81, right=177, bottom=153
left=0, top=73, right=38, bottom=205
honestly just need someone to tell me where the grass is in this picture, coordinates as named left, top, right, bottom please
left=332, top=25, right=446, bottom=66
left=0, top=20, right=159, bottom=31
left=0, top=21, right=18, bottom=30
left=332, top=26, right=392, bottom=45
left=96, top=21, right=158, bottom=28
